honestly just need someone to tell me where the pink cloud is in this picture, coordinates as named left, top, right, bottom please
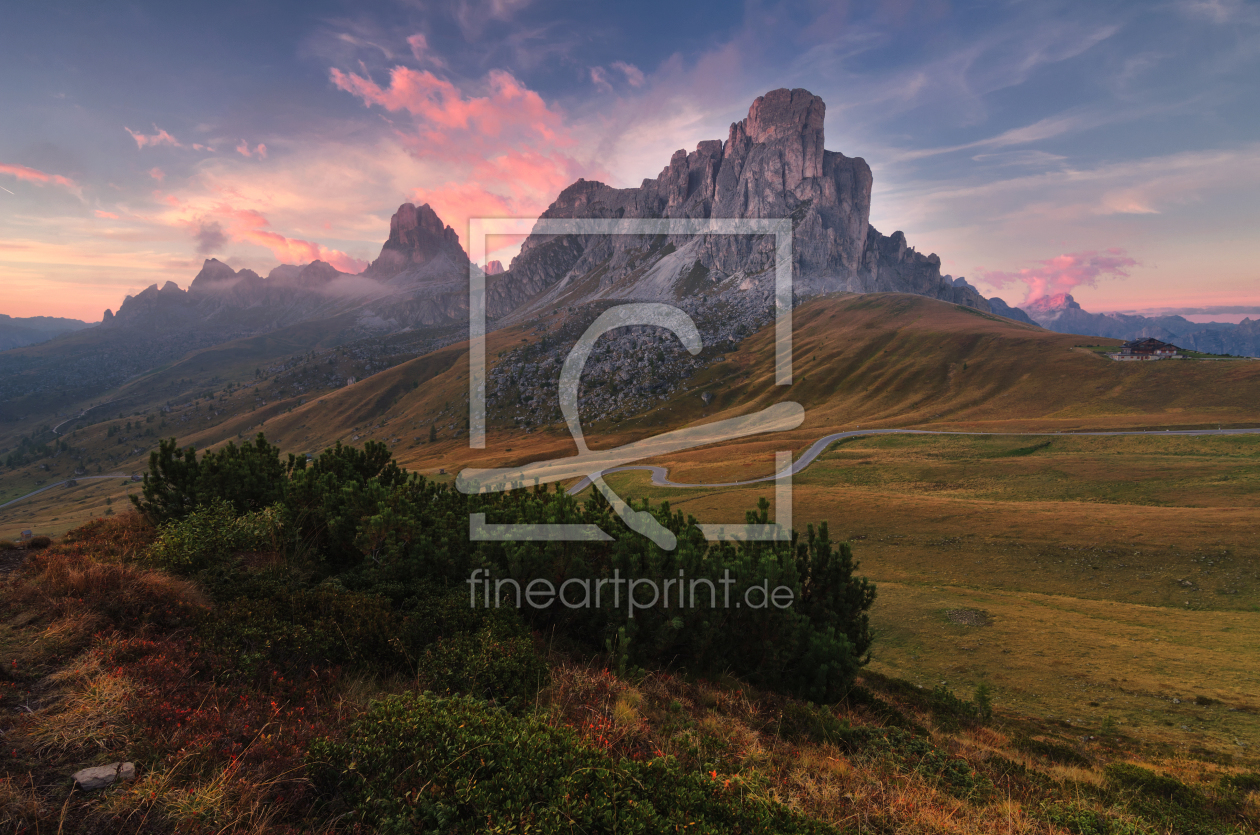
left=126, top=125, right=183, bottom=149
left=330, top=63, right=603, bottom=241
left=207, top=206, right=367, bottom=273
left=94, top=210, right=120, bottom=219
left=235, top=140, right=268, bottom=159
left=0, top=162, right=81, bottom=196
left=978, top=249, right=1139, bottom=302
left=148, top=167, right=165, bottom=182
left=330, top=66, right=567, bottom=146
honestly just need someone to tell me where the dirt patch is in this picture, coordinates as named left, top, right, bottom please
left=944, top=608, right=991, bottom=627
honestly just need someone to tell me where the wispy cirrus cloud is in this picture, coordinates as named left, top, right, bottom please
left=125, top=125, right=183, bottom=149
left=0, top=162, right=81, bottom=197
left=612, top=61, right=645, bottom=87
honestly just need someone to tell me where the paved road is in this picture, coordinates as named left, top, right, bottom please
left=0, top=474, right=133, bottom=512
left=568, top=426, right=1260, bottom=493
left=52, top=400, right=119, bottom=436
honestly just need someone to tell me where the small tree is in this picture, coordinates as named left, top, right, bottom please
left=429, top=424, right=438, bottom=443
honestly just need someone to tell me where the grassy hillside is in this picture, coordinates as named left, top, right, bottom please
left=5, top=292, right=1259, bottom=534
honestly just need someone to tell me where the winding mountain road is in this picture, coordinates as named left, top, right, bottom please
left=567, top=426, right=1260, bottom=493
left=0, top=474, right=133, bottom=512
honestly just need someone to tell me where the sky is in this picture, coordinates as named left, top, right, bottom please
left=1, top=0, right=1257, bottom=322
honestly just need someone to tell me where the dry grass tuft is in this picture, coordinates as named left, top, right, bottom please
left=24, top=652, right=133, bottom=755
left=60, top=511, right=156, bottom=561
left=0, top=776, right=47, bottom=830
left=4, top=548, right=209, bottom=631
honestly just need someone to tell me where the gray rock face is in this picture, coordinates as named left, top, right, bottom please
left=489, top=87, right=989, bottom=321
left=365, top=202, right=467, bottom=280
left=72, top=762, right=136, bottom=791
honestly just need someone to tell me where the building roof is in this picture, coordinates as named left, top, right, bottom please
left=1121, top=337, right=1181, bottom=352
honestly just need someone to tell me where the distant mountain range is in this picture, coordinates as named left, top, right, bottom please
left=6, top=86, right=1254, bottom=419
left=1023, top=293, right=1260, bottom=356
left=0, top=315, right=92, bottom=351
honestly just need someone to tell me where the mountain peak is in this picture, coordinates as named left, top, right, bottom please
left=365, top=202, right=468, bottom=279
left=191, top=258, right=238, bottom=288
left=1025, top=293, right=1079, bottom=314
left=742, top=87, right=825, bottom=149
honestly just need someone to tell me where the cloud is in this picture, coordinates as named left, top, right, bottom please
left=125, top=125, right=183, bottom=149
left=235, top=140, right=268, bottom=159
left=978, top=249, right=1139, bottom=302
left=193, top=219, right=227, bottom=254
left=970, top=150, right=1068, bottom=166
left=203, top=207, right=367, bottom=272
left=452, top=0, right=532, bottom=40
left=336, top=32, right=394, bottom=59
left=590, top=66, right=612, bottom=93
left=406, top=33, right=447, bottom=67
left=612, top=61, right=645, bottom=87
left=148, top=167, right=165, bottom=182
left=0, top=162, right=82, bottom=197
left=94, top=210, right=120, bottom=219
left=329, top=63, right=601, bottom=241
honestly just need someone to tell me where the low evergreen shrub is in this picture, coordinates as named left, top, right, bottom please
left=147, top=498, right=282, bottom=573
left=308, top=692, right=839, bottom=834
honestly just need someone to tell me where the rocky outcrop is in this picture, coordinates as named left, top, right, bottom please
left=365, top=203, right=467, bottom=279
left=489, top=87, right=989, bottom=320
left=485, top=260, right=504, bottom=275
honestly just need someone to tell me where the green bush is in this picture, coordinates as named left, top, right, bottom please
left=1040, top=802, right=1148, bottom=835
left=1105, top=763, right=1202, bottom=807
left=147, top=499, right=282, bottom=573
left=775, top=701, right=862, bottom=748
left=201, top=583, right=405, bottom=677
left=137, top=434, right=878, bottom=705
left=1221, top=771, right=1260, bottom=793
left=132, top=434, right=298, bottom=523
left=414, top=621, right=548, bottom=710
left=307, top=693, right=839, bottom=834
left=1012, top=735, right=1092, bottom=767
left=26, top=535, right=52, bottom=550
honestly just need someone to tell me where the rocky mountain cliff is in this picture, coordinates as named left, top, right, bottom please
left=487, top=88, right=993, bottom=324
left=1025, top=293, right=1258, bottom=356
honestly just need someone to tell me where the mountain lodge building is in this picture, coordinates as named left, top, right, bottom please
left=1108, top=338, right=1183, bottom=361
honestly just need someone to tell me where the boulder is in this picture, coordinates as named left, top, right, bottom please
left=72, top=762, right=136, bottom=791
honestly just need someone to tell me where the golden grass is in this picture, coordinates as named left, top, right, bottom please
left=24, top=653, right=133, bottom=755
left=5, top=546, right=209, bottom=628
left=865, top=581, right=1260, bottom=754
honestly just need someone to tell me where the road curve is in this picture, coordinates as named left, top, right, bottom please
left=567, top=426, right=1260, bottom=493
left=0, top=474, right=134, bottom=512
